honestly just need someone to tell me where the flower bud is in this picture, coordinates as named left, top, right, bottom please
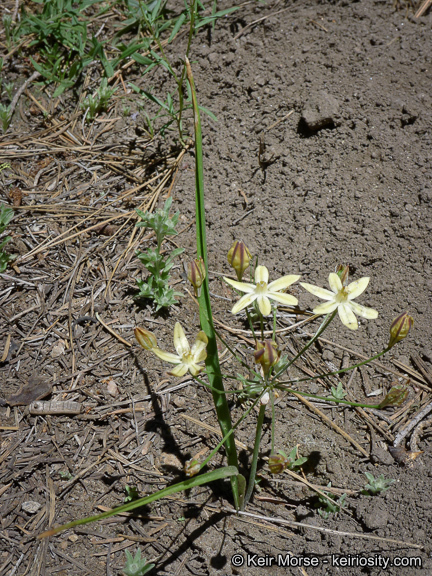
left=254, top=339, right=280, bottom=375
left=184, top=458, right=200, bottom=477
left=134, top=327, right=157, bottom=350
left=378, top=384, right=408, bottom=408
left=186, top=257, right=206, bottom=296
left=227, top=240, right=251, bottom=281
left=388, top=312, right=414, bottom=349
left=268, top=452, right=288, bottom=474
left=336, top=264, right=349, bottom=286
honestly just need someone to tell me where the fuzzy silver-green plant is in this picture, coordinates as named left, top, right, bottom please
left=123, top=549, right=155, bottom=576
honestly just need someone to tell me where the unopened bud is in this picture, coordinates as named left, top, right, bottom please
left=388, top=312, right=414, bottom=349
left=254, top=339, right=280, bottom=375
left=186, top=257, right=206, bottom=296
left=268, top=452, right=288, bottom=474
left=336, top=264, right=349, bottom=285
left=184, top=458, right=200, bottom=477
left=378, top=384, right=408, bottom=409
left=134, top=327, right=157, bottom=350
left=227, top=240, right=252, bottom=281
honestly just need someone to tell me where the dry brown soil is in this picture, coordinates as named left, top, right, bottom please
left=1, top=1, right=432, bottom=575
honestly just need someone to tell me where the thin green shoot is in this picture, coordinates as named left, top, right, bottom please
left=0, top=105, right=12, bottom=132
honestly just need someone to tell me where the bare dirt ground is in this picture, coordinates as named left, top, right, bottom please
left=1, top=0, right=432, bottom=574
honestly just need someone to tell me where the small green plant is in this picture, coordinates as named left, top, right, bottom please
left=124, top=485, right=140, bottom=503
left=58, top=470, right=74, bottom=481
left=329, top=382, right=347, bottom=401
left=0, top=203, right=15, bottom=273
left=81, top=78, right=118, bottom=121
left=268, top=447, right=308, bottom=474
left=135, top=197, right=184, bottom=311
left=362, top=472, right=396, bottom=495
left=0, top=104, right=12, bottom=132
left=2, top=14, right=13, bottom=48
left=123, top=549, right=155, bottom=576
left=3, top=82, right=14, bottom=101
left=316, top=483, right=347, bottom=519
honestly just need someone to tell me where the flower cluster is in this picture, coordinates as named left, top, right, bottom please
left=137, top=240, right=413, bottom=379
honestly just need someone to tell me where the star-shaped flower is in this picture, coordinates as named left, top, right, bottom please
left=224, top=265, right=300, bottom=316
left=152, top=322, right=208, bottom=377
left=300, top=273, right=378, bottom=330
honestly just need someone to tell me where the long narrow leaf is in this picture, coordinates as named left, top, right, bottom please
left=185, top=58, right=240, bottom=509
left=168, top=12, right=186, bottom=42
left=38, top=466, right=238, bottom=539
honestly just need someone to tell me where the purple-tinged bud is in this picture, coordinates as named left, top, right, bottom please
left=227, top=240, right=252, bottom=281
left=388, top=312, right=414, bottom=349
left=134, top=327, right=157, bottom=350
left=336, top=264, right=350, bottom=286
left=187, top=257, right=206, bottom=296
left=254, top=339, right=280, bottom=375
left=268, top=452, right=288, bottom=475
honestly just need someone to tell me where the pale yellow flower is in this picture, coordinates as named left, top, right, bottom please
left=224, top=265, right=300, bottom=316
left=153, top=322, right=208, bottom=377
left=300, top=273, right=378, bottom=330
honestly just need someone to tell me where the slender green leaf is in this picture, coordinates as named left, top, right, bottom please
left=186, top=58, right=240, bottom=509
left=38, top=466, right=238, bottom=539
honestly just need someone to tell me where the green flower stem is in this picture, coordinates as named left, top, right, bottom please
left=277, top=346, right=391, bottom=388
left=244, top=401, right=267, bottom=508
left=177, top=0, right=197, bottom=138
left=259, top=312, right=264, bottom=341
left=186, top=58, right=240, bottom=509
left=271, top=390, right=276, bottom=454
left=246, top=308, right=258, bottom=343
left=274, top=310, right=337, bottom=380
left=278, top=387, right=383, bottom=409
left=199, top=393, right=263, bottom=472
left=214, top=328, right=262, bottom=379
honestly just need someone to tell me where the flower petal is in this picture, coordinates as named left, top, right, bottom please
left=328, top=273, right=343, bottom=294
left=257, top=295, right=272, bottom=316
left=338, top=303, right=358, bottom=330
left=223, top=277, right=255, bottom=294
left=268, top=292, right=298, bottom=306
left=268, top=274, right=300, bottom=292
left=347, top=277, right=370, bottom=299
left=300, top=282, right=335, bottom=301
left=349, top=301, right=379, bottom=319
left=255, top=265, right=269, bottom=284
left=153, top=348, right=182, bottom=364
left=189, top=363, right=205, bottom=376
left=231, top=292, right=257, bottom=314
left=169, top=363, right=189, bottom=377
left=191, top=331, right=208, bottom=362
left=313, top=301, right=339, bottom=315
left=173, top=322, right=190, bottom=357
